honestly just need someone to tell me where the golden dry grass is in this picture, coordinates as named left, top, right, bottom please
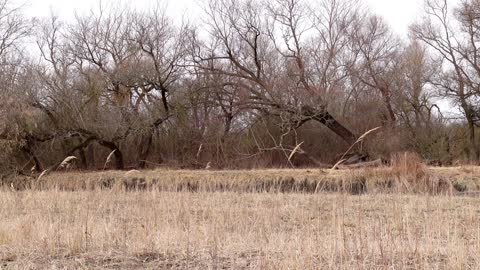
left=1, top=191, right=480, bottom=269
left=6, top=165, right=480, bottom=194
left=1, top=167, right=480, bottom=269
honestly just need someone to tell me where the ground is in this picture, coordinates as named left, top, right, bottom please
left=1, top=166, right=480, bottom=269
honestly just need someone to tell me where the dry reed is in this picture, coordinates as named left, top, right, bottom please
left=0, top=190, right=479, bottom=269
left=58, top=156, right=77, bottom=170
left=103, top=150, right=116, bottom=170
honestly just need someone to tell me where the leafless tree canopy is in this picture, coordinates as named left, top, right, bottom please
left=0, top=0, right=479, bottom=174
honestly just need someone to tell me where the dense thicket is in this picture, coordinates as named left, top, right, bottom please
left=0, top=0, right=478, bottom=173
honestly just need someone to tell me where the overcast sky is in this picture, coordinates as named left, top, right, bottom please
left=22, top=0, right=426, bottom=37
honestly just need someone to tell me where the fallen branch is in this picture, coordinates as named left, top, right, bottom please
left=339, top=159, right=383, bottom=169
left=331, top=127, right=381, bottom=170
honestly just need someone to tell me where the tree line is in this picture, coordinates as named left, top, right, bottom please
left=0, top=0, right=479, bottom=174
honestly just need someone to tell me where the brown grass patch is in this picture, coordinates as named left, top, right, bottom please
left=0, top=191, right=480, bottom=269
left=1, top=164, right=478, bottom=195
left=1, top=167, right=480, bottom=268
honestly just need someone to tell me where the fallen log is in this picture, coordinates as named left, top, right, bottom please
left=339, top=159, right=383, bottom=169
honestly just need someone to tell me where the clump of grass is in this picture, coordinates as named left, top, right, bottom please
left=385, top=152, right=452, bottom=194
left=390, top=151, right=427, bottom=179
left=3, top=166, right=462, bottom=195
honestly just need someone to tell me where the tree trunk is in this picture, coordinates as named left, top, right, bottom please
left=31, top=155, right=43, bottom=172
left=379, top=86, right=396, bottom=125
left=161, top=88, right=169, bottom=113
left=78, top=148, right=88, bottom=169
left=467, top=116, right=479, bottom=161
left=71, top=138, right=88, bottom=169
left=98, top=140, right=125, bottom=170
left=138, top=132, right=153, bottom=169
left=461, top=97, right=479, bottom=161
left=314, top=112, right=356, bottom=145
left=22, top=137, right=43, bottom=172
left=301, top=106, right=356, bottom=145
left=66, top=136, right=96, bottom=169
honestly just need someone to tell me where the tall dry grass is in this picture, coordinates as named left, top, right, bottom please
left=0, top=190, right=479, bottom=269
left=2, top=163, right=466, bottom=195
left=372, top=152, right=453, bottom=194
left=1, top=166, right=480, bottom=268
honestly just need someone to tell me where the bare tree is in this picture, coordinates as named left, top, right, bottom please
left=396, top=40, right=440, bottom=131
left=192, top=0, right=358, bottom=149
left=132, top=6, right=188, bottom=167
left=350, top=15, right=401, bottom=126
left=0, top=1, right=33, bottom=172
left=33, top=7, right=135, bottom=170
left=411, top=0, right=480, bottom=160
left=4, top=0, right=478, bottom=172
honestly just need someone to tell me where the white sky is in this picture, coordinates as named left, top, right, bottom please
left=22, top=0, right=426, bottom=37
left=366, top=0, right=423, bottom=36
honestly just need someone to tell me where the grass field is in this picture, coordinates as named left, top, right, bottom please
left=1, top=166, right=480, bottom=269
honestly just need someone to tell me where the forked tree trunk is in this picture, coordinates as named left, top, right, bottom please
left=66, top=136, right=96, bottom=169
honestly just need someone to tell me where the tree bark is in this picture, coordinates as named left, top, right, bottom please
left=97, top=140, right=125, bottom=170
left=22, top=148, right=43, bottom=173
left=67, top=138, right=91, bottom=169
left=460, top=96, right=479, bottom=160
left=22, top=136, right=43, bottom=172
left=314, top=112, right=356, bottom=145
left=379, top=86, right=396, bottom=125
left=466, top=116, right=479, bottom=160
left=77, top=148, right=87, bottom=169
left=301, top=106, right=356, bottom=145
left=138, top=132, right=153, bottom=169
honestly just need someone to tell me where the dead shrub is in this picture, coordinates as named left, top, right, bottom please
left=390, top=152, right=427, bottom=179
left=388, top=152, right=452, bottom=194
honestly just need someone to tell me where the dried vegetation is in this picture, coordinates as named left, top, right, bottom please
left=1, top=155, right=480, bottom=269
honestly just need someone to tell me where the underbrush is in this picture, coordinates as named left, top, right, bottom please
left=0, top=153, right=471, bottom=195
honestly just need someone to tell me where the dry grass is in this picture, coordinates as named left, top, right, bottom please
left=3, top=164, right=479, bottom=195
left=1, top=190, right=480, bottom=269
left=2, top=165, right=480, bottom=268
